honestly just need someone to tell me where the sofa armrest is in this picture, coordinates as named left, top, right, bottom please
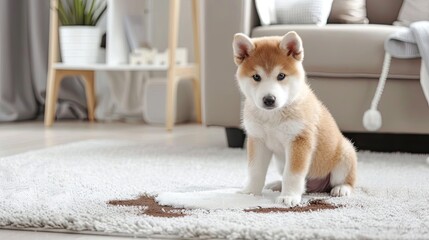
left=202, top=0, right=248, bottom=127
left=203, top=0, right=263, bottom=127
left=243, top=0, right=260, bottom=35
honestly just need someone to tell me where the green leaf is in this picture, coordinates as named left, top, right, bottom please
left=82, top=0, right=86, bottom=24
left=58, top=8, right=70, bottom=25
left=73, top=0, right=79, bottom=24
left=75, top=0, right=83, bottom=25
left=88, top=0, right=96, bottom=15
left=58, top=1, right=70, bottom=25
left=93, top=4, right=107, bottom=26
left=86, top=0, right=96, bottom=25
left=79, top=0, right=85, bottom=25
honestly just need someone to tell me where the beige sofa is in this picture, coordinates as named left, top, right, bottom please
left=202, top=0, right=429, bottom=150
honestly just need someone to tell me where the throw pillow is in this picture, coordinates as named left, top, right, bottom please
left=275, top=0, right=334, bottom=25
left=328, top=0, right=369, bottom=24
left=394, top=0, right=429, bottom=26
left=255, top=0, right=277, bottom=26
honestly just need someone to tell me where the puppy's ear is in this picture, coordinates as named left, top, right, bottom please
left=233, top=33, right=255, bottom=65
left=280, top=31, right=304, bottom=61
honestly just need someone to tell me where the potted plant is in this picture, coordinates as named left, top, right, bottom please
left=57, top=0, right=107, bottom=64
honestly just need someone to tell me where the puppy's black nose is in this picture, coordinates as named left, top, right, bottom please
left=263, top=95, right=276, bottom=107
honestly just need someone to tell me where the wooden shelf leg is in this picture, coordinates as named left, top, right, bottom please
left=192, top=78, right=202, bottom=124
left=191, top=0, right=202, bottom=124
left=44, top=70, right=63, bottom=127
left=82, top=71, right=96, bottom=122
left=45, top=0, right=60, bottom=127
left=166, top=75, right=178, bottom=131
left=166, top=0, right=181, bottom=131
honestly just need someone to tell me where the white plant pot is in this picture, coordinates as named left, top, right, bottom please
left=60, top=26, right=101, bottom=64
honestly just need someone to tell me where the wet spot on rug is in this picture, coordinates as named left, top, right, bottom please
left=108, top=196, right=338, bottom=217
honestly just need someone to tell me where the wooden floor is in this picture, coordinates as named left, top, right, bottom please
left=0, top=121, right=227, bottom=239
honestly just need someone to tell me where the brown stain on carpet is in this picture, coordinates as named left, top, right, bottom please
left=244, top=200, right=338, bottom=213
left=108, top=195, right=186, bottom=218
left=108, top=196, right=338, bottom=218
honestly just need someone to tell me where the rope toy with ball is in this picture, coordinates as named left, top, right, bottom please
left=363, top=53, right=392, bottom=131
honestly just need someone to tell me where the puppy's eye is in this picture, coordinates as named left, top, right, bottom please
left=252, top=74, right=261, bottom=82
left=277, top=73, right=286, bottom=81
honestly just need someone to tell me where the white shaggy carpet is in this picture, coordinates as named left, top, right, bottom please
left=0, top=140, right=429, bottom=239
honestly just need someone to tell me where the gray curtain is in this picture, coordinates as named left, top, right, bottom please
left=0, top=0, right=87, bottom=122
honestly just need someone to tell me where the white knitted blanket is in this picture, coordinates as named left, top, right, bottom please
left=385, top=21, right=429, bottom=106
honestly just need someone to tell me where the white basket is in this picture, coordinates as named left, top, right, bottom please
left=60, top=26, right=101, bottom=64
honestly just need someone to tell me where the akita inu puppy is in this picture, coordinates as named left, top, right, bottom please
left=233, top=32, right=357, bottom=207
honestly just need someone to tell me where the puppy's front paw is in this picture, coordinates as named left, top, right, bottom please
left=275, top=194, right=302, bottom=208
left=330, top=184, right=352, bottom=197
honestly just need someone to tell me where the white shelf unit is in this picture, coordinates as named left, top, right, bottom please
left=54, top=62, right=197, bottom=71
left=45, top=0, right=202, bottom=130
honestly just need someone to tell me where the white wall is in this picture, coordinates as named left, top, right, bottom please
left=151, top=0, right=195, bottom=62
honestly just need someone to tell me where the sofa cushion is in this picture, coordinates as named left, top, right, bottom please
left=255, top=0, right=276, bottom=26
left=328, top=0, right=368, bottom=24
left=275, top=0, right=333, bottom=25
left=252, top=24, right=420, bottom=79
left=366, top=0, right=403, bottom=25
left=394, top=0, right=429, bottom=26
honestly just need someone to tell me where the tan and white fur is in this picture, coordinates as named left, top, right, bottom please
left=233, top=32, right=357, bottom=208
